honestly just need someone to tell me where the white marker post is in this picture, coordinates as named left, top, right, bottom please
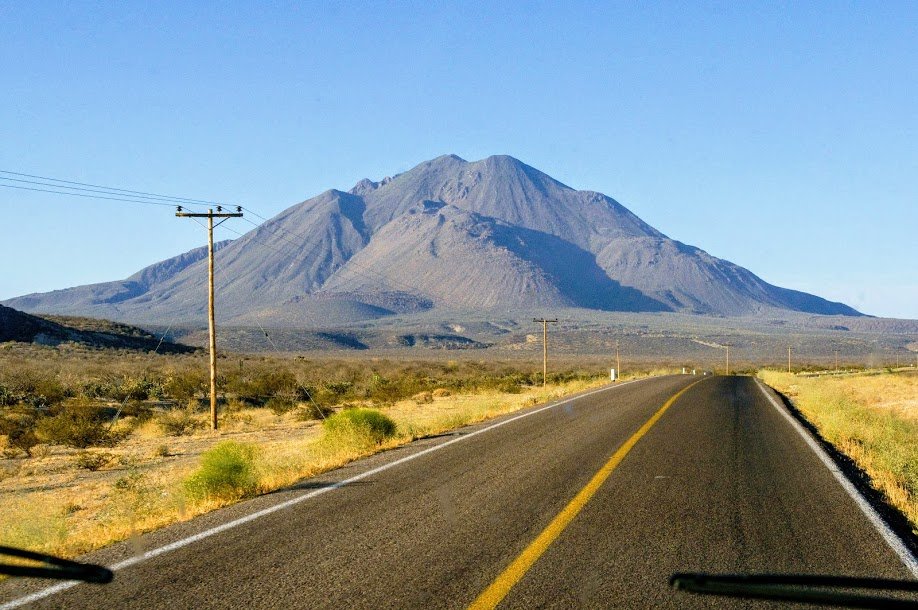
left=610, top=368, right=617, bottom=382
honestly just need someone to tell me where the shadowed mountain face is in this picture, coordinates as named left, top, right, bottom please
left=3, top=154, right=861, bottom=324
left=0, top=305, right=195, bottom=352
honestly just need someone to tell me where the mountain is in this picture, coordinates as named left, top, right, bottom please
left=2, top=154, right=861, bottom=324
left=0, top=305, right=195, bottom=352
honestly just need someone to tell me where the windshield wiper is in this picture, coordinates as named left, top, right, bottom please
left=0, top=546, right=113, bottom=583
left=671, top=573, right=918, bottom=609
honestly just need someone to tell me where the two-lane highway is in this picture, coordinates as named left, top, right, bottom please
left=1, top=375, right=913, bottom=608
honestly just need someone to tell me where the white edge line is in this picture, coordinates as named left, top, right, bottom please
left=1, top=378, right=648, bottom=609
left=755, top=378, right=918, bottom=579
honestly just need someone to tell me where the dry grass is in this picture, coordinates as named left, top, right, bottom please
left=759, top=370, right=917, bottom=534
left=0, top=363, right=671, bottom=562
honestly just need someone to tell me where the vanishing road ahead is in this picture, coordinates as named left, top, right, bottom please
left=2, top=375, right=915, bottom=608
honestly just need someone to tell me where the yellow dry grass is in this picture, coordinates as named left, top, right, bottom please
left=759, top=370, right=917, bottom=534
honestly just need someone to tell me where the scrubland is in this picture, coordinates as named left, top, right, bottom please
left=759, top=369, right=917, bottom=534
left=0, top=343, right=665, bottom=561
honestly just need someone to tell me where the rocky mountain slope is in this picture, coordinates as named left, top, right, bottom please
left=3, top=154, right=861, bottom=325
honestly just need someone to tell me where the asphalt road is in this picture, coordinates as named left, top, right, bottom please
left=1, top=375, right=914, bottom=608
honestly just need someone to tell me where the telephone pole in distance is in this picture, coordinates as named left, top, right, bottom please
left=534, top=318, right=559, bottom=387
left=176, top=206, right=243, bottom=431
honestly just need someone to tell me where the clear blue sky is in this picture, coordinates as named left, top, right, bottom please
left=1, top=2, right=915, bottom=318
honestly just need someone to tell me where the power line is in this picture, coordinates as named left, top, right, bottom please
left=0, top=183, right=201, bottom=209
left=0, top=169, right=224, bottom=207
left=0, top=176, right=215, bottom=208
left=1, top=169, right=357, bottom=278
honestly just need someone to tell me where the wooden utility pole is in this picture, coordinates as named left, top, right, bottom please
left=835, top=350, right=839, bottom=372
left=616, top=340, right=621, bottom=381
left=788, top=346, right=792, bottom=373
left=534, top=318, right=558, bottom=387
left=725, top=344, right=730, bottom=376
left=176, top=206, right=243, bottom=430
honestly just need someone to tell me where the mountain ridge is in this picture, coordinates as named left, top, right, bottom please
left=2, top=154, right=862, bottom=324
left=0, top=304, right=195, bottom=352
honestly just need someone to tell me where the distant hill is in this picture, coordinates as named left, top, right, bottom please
left=3, top=154, right=861, bottom=324
left=0, top=304, right=195, bottom=352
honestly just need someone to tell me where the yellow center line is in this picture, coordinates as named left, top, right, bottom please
left=468, top=378, right=706, bottom=610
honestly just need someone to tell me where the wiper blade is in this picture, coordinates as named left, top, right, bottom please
left=671, top=573, right=918, bottom=609
left=0, top=546, right=113, bottom=584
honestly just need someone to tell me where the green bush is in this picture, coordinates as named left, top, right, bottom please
left=322, top=408, right=397, bottom=447
left=184, top=441, right=260, bottom=501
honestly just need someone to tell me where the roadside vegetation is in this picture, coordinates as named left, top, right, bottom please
left=758, top=369, right=917, bottom=535
left=0, top=342, right=667, bottom=562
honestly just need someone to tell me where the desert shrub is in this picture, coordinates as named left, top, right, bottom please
left=117, top=402, right=155, bottom=423
left=184, top=441, right=260, bottom=501
left=365, top=376, right=413, bottom=405
left=73, top=451, right=113, bottom=471
left=431, top=388, right=451, bottom=398
left=29, top=443, right=51, bottom=459
left=294, top=402, right=334, bottom=421
left=163, top=369, right=208, bottom=400
left=157, top=410, right=202, bottom=436
left=264, top=396, right=296, bottom=415
left=5, top=372, right=72, bottom=408
left=0, top=410, right=39, bottom=456
left=0, top=384, right=20, bottom=406
left=226, top=369, right=297, bottom=404
left=35, top=405, right=115, bottom=448
left=547, top=371, right=579, bottom=385
left=411, top=391, right=433, bottom=404
left=496, top=379, right=523, bottom=394
left=153, top=444, right=171, bottom=458
left=113, top=469, right=149, bottom=493
left=0, top=462, right=21, bottom=481
left=79, top=379, right=115, bottom=400
left=323, top=381, right=353, bottom=397
left=115, top=376, right=166, bottom=401
left=322, top=408, right=397, bottom=447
